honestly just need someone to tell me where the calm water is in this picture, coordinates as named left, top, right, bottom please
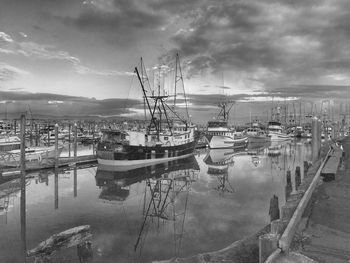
left=0, top=139, right=311, bottom=263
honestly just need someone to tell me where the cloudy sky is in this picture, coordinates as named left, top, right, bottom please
left=1, top=0, right=350, bottom=121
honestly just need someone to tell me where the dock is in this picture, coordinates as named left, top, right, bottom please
left=1, top=155, right=97, bottom=177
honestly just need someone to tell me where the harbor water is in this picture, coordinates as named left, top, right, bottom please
left=0, top=139, right=311, bottom=262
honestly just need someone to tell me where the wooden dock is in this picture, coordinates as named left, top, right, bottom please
left=321, top=147, right=343, bottom=181
left=0, top=155, right=97, bottom=177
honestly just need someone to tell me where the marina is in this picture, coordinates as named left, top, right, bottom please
left=0, top=137, right=313, bottom=262
left=2, top=1, right=350, bottom=262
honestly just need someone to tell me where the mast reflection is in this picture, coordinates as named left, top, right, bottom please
left=203, top=148, right=246, bottom=194
left=95, top=156, right=200, bottom=258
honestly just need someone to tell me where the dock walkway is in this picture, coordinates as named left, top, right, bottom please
left=0, top=155, right=97, bottom=177
left=299, top=136, right=350, bottom=262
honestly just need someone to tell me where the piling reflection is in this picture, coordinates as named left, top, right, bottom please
left=96, top=156, right=200, bottom=259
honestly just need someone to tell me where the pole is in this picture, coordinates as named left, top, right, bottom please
left=74, top=167, right=77, bottom=197
left=68, top=123, right=71, bottom=158
left=20, top=114, right=26, bottom=262
left=47, top=121, right=50, bottom=145
left=35, top=123, right=38, bottom=147
left=55, top=123, right=59, bottom=169
left=74, top=123, right=77, bottom=162
left=54, top=168, right=58, bottom=209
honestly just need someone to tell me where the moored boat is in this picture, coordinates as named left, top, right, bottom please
left=0, top=135, right=21, bottom=152
left=204, top=102, right=248, bottom=149
left=97, top=55, right=198, bottom=169
left=267, top=121, right=292, bottom=141
left=0, top=145, right=64, bottom=167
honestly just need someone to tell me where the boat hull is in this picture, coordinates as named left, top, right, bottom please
left=205, top=135, right=248, bottom=149
left=98, top=152, right=195, bottom=171
left=268, top=133, right=292, bottom=141
left=97, top=140, right=197, bottom=170
left=248, top=135, right=270, bottom=144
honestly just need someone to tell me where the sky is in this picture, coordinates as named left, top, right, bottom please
left=1, top=0, right=350, bottom=122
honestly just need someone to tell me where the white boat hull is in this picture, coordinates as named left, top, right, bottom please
left=248, top=135, right=270, bottom=144
left=97, top=152, right=195, bottom=171
left=208, top=135, right=248, bottom=149
left=268, top=133, right=292, bottom=141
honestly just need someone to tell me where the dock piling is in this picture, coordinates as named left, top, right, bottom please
left=55, top=123, right=59, bottom=169
left=74, top=123, right=77, bottom=161
left=20, top=114, right=27, bottom=262
left=68, top=123, right=71, bottom=157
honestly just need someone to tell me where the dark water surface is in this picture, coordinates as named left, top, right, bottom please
left=0, top=139, right=311, bottom=263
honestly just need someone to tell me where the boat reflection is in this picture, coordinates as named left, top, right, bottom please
left=96, top=156, right=200, bottom=258
left=203, top=148, right=246, bottom=194
left=95, top=156, right=199, bottom=203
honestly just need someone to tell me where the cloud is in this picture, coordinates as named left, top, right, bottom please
left=58, top=0, right=166, bottom=47
left=0, top=32, right=133, bottom=77
left=154, top=0, right=350, bottom=99
left=0, top=32, right=14, bottom=43
left=75, top=65, right=134, bottom=77
left=0, top=63, right=30, bottom=82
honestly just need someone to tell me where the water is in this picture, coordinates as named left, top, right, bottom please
left=0, top=139, right=312, bottom=263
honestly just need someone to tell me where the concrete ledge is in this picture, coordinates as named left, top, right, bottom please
left=279, top=147, right=332, bottom=252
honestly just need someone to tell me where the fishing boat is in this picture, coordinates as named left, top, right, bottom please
left=245, top=122, right=270, bottom=144
left=267, top=121, right=292, bottom=141
left=0, top=145, right=64, bottom=167
left=204, top=101, right=248, bottom=149
left=97, top=55, right=198, bottom=169
left=0, top=135, right=21, bottom=152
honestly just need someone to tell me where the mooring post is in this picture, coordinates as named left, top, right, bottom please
left=68, top=123, right=71, bottom=157
left=74, top=167, right=77, bottom=197
left=20, top=114, right=27, bottom=262
left=92, top=124, right=95, bottom=155
left=259, top=233, right=279, bottom=263
left=35, top=123, right=38, bottom=146
left=54, top=168, right=58, bottom=209
left=295, top=166, right=301, bottom=189
left=55, top=123, right=59, bottom=169
left=312, top=117, right=319, bottom=162
left=285, top=170, right=292, bottom=200
left=74, top=123, right=77, bottom=162
left=269, top=194, right=280, bottom=222
left=47, top=121, right=51, bottom=145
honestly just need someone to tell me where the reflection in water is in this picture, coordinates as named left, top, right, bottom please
left=203, top=148, right=246, bottom=194
left=96, top=156, right=200, bottom=259
left=0, top=139, right=313, bottom=263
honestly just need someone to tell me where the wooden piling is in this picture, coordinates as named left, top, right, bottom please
left=74, top=167, right=77, bottom=197
left=74, top=123, right=77, bottom=161
left=312, top=117, right=319, bottom=162
left=269, top=195, right=280, bottom=222
left=20, top=114, right=26, bottom=262
left=54, top=168, right=58, bottom=209
left=68, top=123, right=71, bottom=158
left=35, top=123, right=38, bottom=147
left=295, top=166, right=301, bottom=189
left=55, top=123, right=59, bottom=169
left=47, top=121, right=50, bottom=145
left=259, top=233, right=279, bottom=263
left=92, top=124, right=95, bottom=154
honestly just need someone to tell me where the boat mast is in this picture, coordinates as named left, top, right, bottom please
left=135, top=67, right=158, bottom=133
left=140, top=58, right=151, bottom=122
left=174, top=53, right=190, bottom=121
